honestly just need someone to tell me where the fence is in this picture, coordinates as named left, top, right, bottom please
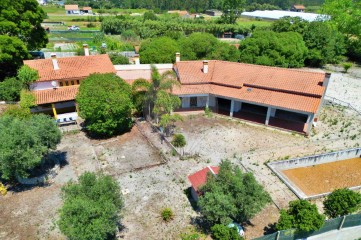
left=325, top=95, right=361, bottom=116
left=254, top=213, right=361, bottom=240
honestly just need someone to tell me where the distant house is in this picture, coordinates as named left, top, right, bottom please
left=81, top=7, right=92, bottom=14
left=188, top=166, right=219, bottom=201
left=167, top=10, right=191, bottom=18
left=65, top=4, right=80, bottom=15
left=291, top=5, right=306, bottom=12
left=205, top=9, right=223, bottom=17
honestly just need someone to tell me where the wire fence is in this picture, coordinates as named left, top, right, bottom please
left=325, top=95, right=361, bottom=116
left=254, top=213, right=361, bottom=240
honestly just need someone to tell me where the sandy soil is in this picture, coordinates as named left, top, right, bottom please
left=283, top=157, right=361, bottom=196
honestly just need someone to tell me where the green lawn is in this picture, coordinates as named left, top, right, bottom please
left=237, top=17, right=273, bottom=28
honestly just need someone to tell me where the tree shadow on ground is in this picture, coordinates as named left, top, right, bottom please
left=80, top=121, right=133, bottom=140
left=263, top=222, right=277, bottom=235
left=183, top=187, right=199, bottom=211
left=190, top=216, right=212, bottom=235
left=6, top=151, right=68, bottom=193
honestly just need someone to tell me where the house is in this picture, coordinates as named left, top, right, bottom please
left=205, top=9, right=223, bottom=17
left=291, top=5, right=306, bottom=12
left=81, top=7, right=92, bottom=14
left=188, top=166, right=219, bottom=201
left=24, top=45, right=115, bottom=122
left=65, top=5, right=80, bottom=15
left=25, top=49, right=330, bottom=135
left=172, top=53, right=330, bottom=135
left=167, top=10, right=191, bottom=18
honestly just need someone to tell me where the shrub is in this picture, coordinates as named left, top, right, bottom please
left=161, top=207, right=174, bottom=222
left=76, top=73, right=133, bottom=137
left=2, top=105, right=31, bottom=119
left=171, top=134, right=186, bottom=148
left=276, top=200, right=325, bottom=232
left=109, top=53, right=130, bottom=65
left=323, top=188, right=361, bottom=218
left=342, top=62, right=353, bottom=73
left=0, top=77, right=23, bottom=101
left=58, top=172, right=123, bottom=240
left=211, top=224, right=243, bottom=240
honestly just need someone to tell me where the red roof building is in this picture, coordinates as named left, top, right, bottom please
left=188, top=166, right=220, bottom=201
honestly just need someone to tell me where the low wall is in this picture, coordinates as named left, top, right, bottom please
left=269, top=147, right=361, bottom=170
left=267, top=147, right=361, bottom=199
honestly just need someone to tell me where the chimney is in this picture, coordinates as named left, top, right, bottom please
left=203, top=60, right=209, bottom=74
left=51, top=53, right=59, bottom=70
left=176, top=52, right=180, bottom=63
left=323, top=72, right=331, bottom=89
left=83, top=44, right=89, bottom=56
left=134, top=54, right=140, bottom=65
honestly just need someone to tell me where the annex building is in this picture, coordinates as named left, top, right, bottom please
left=25, top=51, right=330, bottom=134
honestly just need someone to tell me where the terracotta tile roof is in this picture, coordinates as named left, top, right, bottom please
left=65, top=4, right=79, bottom=10
left=176, top=60, right=326, bottom=97
left=82, top=7, right=92, bottom=10
left=293, top=5, right=305, bottom=9
left=210, top=85, right=322, bottom=113
left=34, top=86, right=79, bottom=105
left=188, top=166, right=220, bottom=192
left=24, top=55, right=116, bottom=82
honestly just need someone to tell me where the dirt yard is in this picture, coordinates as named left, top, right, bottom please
left=283, top=157, right=361, bottom=196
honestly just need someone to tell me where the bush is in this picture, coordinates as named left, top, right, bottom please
left=171, top=133, right=186, bottom=148
left=76, top=73, right=133, bottom=137
left=276, top=200, right=325, bottom=232
left=86, top=22, right=96, bottom=28
left=2, top=105, right=31, bottom=119
left=109, top=53, right=130, bottom=64
left=211, top=224, right=243, bottom=240
left=0, top=77, right=23, bottom=102
left=342, top=62, right=353, bottom=73
left=161, top=208, right=174, bottom=222
left=0, top=114, right=61, bottom=181
left=58, top=172, right=123, bottom=240
left=323, top=188, right=361, bottom=218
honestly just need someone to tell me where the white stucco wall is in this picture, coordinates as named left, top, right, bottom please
left=31, top=81, right=57, bottom=90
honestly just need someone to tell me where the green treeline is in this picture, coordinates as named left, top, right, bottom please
left=65, top=0, right=324, bottom=11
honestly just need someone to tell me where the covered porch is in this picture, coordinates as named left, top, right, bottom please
left=177, top=94, right=314, bottom=134
left=31, top=101, right=79, bottom=124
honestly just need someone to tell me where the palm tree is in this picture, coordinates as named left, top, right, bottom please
left=132, top=65, right=180, bottom=122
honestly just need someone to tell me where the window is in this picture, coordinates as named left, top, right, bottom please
left=190, top=97, right=197, bottom=107
left=65, top=81, right=69, bottom=86
left=59, top=82, right=64, bottom=87
left=71, top=81, right=74, bottom=85
left=76, top=80, right=80, bottom=85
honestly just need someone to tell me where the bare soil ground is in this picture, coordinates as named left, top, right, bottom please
left=283, top=157, right=361, bottom=196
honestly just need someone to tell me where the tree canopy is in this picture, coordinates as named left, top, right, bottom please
left=0, top=114, right=61, bottom=181
left=0, top=77, right=23, bottom=102
left=198, top=160, right=271, bottom=225
left=276, top=200, right=325, bottom=232
left=272, top=17, right=346, bottom=66
left=0, top=0, right=48, bottom=50
left=221, top=0, right=246, bottom=24
left=58, top=172, right=123, bottom=240
left=140, top=37, right=179, bottom=64
left=239, top=30, right=308, bottom=68
left=0, top=35, right=29, bottom=80
left=76, top=73, right=133, bottom=137
left=323, top=188, right=361, bottom=218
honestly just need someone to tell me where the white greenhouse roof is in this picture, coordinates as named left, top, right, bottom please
left=241, top=10, right=329, bottom=22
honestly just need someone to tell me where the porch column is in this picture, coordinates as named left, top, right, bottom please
left=306, top=114, right=314, bottom=135
left=206, top=95, right=209, bottom=109
left=52, top=103, right=58, bottom=119
left=230, top=100, right=234, bottom=117
left=265, top=107, right=272, bottom=125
